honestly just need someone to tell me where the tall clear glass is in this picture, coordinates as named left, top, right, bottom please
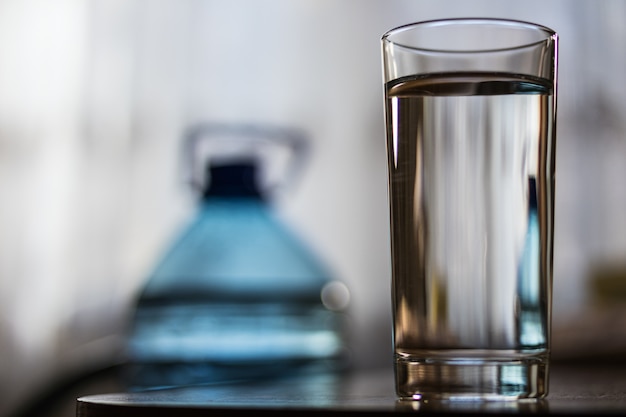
left=382, top=19, right=558, bottom=400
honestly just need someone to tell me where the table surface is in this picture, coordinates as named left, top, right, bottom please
left=75, top=362, right=626, bottom=416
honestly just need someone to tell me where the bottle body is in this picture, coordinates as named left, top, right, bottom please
left=127, top=196, right=347, bottom=388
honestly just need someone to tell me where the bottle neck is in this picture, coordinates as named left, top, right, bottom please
left=202, top=162, right=264, bottom=201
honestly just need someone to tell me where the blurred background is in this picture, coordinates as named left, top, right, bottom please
left=1, top=0, right=626, bottom=415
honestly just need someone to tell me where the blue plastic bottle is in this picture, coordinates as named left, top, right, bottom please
left=126, top=125, right=348, bottom=388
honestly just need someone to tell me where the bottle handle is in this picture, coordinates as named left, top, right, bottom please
left=182, top=123, right=310, bottom=198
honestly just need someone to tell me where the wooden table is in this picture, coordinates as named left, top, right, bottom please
left=75, top=362, right=626, bottom=416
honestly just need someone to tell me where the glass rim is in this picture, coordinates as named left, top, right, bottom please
left=382, top=18, right=557, bottom=54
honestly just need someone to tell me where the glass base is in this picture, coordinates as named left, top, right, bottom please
left=395, top=352, right=548, bottom=401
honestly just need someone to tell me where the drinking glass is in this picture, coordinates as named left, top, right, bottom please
left=382, top=18, right=558, bottom=400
